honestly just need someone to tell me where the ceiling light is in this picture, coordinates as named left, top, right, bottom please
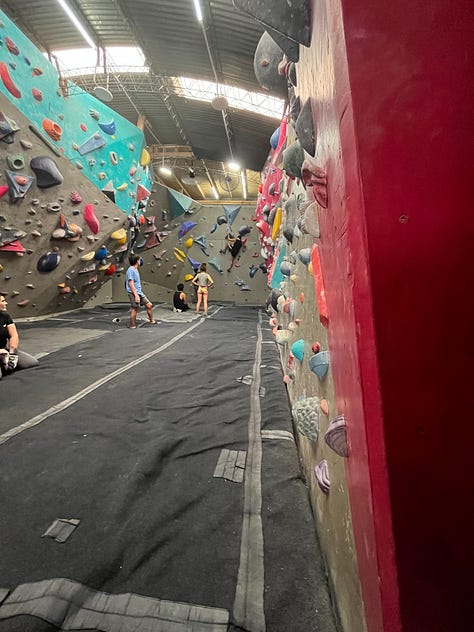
left=211, top=185, right=219, bottom=200
left=228, top=161, right=240, bottom=171
left=193, top=0, right=203, bottom=22
left=241, top=170, right=247, bottom=200
left=159, top=166, right=173, bottom=176
left=55, top=0, right=96, bottom=49
left=188, top=168, right=195, bottom=178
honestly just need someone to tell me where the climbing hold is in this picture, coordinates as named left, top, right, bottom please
left=111, top=227, right=126, bottom=242
left=109, top=151, right=118, bottom=165
left=30, top=156, right=63, bottom=188
left=80, top=251, right=95, bottom=262
left=282, top=140, right=304, bottom=179
left=280, top=260, right=291, bottom=277
left=104, top=264, right=116, bottom=276
left=140, top=148, right=151, bottom=166
left=292, top=397, right=320, bottom=442
left=312, top=342, right=321, bottom=354
left=136, top=184, right=151, bottom=201
left=208, top=257, right=223, bottom=273
left=80, top=123, right=87, bottom=132
left=89, top=108, right=100, bottom=120
left=84, top=204, right=100, bottom=234
left=253, top=32, right=288, bottom=98
left=275, top=329, right=291, bottom=345
left=298, top=248, right=311, bottom=266
left=184, top=273, right=194, bottom=282
left=283, top=226, right=294, bottom=243
left=249, top=265, right=258, bottom=278
left=78, top=133, right=106, bottom=155
left=314, top=460, right=330, bottom=494
left=0, top=62, right=21, bottom=98
left=42, top=118, right=62, bottom=141
left=37, top=252, right=61, bottom=272
left=301, top=160, right=328, bottom=208
left=5, top=171, right=34, bottom=203
left=295, top=98, right=316, bottom=156
left=319, top=399, right=329, bottom=416
left=5, top=36, right=19, bottom=55
left=291, top=339, right=305, bottom=362
left=309, top=350, right=330, bottom=379
left=116, top=182, right=128, bottom=191
left=6, top=154, right=25, bottom=171
left=238, top=225, right=251, bottom=237
left=178, top=221, right=197, bottom=238
left=70, top=191, right=82, bottom=204
left=325, top=415, right=348, bottom=457
left=31, top=87, right=43, bottom=102
left=266, top=289, right=282, bottom=311
left=233, top=0, right=311, bottom=46
left=46, top=203, right=61, bottom=213
left=270, top=127, right=280, bottom=150
left=174, top=248, right=186, bottom=263
left=98, top=120, right=116, bottom=135
left=216, top=215, right=228, bottom=225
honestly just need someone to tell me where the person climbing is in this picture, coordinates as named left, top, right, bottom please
left=192, top=263, right=214, bottom=316
left=227, top=234, right=244, bottom=272
left=0, top=294, right=38, bottom=379
left=173, top=283, right=189, bottom=312
left=125, top=254, right=156, bottom=328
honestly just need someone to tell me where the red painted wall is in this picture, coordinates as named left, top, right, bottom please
left=316, top=0, right=473, bottom=630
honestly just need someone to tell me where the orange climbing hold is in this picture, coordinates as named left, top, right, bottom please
left=310, top=244, right=329, bottom=327
left=42, top=118, right=62, bottom=141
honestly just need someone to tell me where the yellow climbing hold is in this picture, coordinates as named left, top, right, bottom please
left=271, top=207, right=282, bottom=242
left=174, top=247, right=185, bottom=263
left=116, top=182, right=128, bottom=191
left=290, top=274, right=298, bottom=283
left=111, top=228, right=127, bottom=246
left=184, top=237, right=193, bottom=249
left=98, top=262, right=111, bottom=271
left=184, top=273, right=194, bottom=282
left=0, top=264, right=3, bottom=273
left=307, top=261, right=313, bottom=275
left=80, top=251, right=95, bottom=262
left=140, top=148, right=151, bottom=167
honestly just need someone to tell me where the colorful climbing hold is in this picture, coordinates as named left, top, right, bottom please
left=84, top=204, right=100, bottom=234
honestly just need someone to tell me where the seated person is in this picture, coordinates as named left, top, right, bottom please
left=173, top=283, right=189, bottom=312
left=0, top=294, right=38, bottom=379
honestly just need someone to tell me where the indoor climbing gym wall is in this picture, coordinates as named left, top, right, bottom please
left=235, top=1, right=473, bottom=632
left=0, top=9, right=152, bottom=317
left=110, top=182, right=270, bottom=306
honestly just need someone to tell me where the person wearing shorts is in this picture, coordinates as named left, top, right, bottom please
left=192, top=263, right=214, bottom=316
left=125, top=254, right=156, bottom=328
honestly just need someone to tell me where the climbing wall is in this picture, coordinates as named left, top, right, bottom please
left=0, top=10, right=153, bottom=317
left=109, top=183, right=270, bottom=306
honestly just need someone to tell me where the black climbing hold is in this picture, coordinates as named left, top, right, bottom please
left=37, top=251, right=61, bottom=272
left=30, top=156, right=64, bottom=188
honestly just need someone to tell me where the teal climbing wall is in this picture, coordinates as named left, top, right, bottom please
left=0, top=10, right=152, bottom=213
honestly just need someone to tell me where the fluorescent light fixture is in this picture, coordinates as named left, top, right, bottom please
left=159, top=166, right=173, bottom=176
left=211, top=185, right=219, bottom=200
left=241, top=170, right=247, bottom=200
left=228, top=161, right=240, bottom=171
left=56, top=0, right=96, bottom=49
left=193, top=0, right=203, bottom=22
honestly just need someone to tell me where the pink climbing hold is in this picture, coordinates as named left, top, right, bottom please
left=84, top=204, right=100, bottom=234
left=80, top=123, right=87, bottom=132
left=0, top=185, right=9, bottom=199
left=70, top=191, right=83, bottom=204
left=32, top=88, right=43, bottom=102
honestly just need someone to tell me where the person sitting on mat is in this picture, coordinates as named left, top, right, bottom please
left=0, top=294, right=38, bottom=379
left=192, top=263, right=214, bottom=316
left=173, top=283, right=189, bottom=312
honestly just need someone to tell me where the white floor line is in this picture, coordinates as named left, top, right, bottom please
left=0, top=319, right=204, bottom=447
left=233, top=309, right=266, bottom=632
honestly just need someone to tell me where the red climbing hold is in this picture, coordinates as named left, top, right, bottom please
left=84, top=204, right=100, bottom=234
left=0, top=62, right=21, bottom=98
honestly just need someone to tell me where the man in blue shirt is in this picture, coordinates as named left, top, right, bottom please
left=125, top=254, right=156, bottom=329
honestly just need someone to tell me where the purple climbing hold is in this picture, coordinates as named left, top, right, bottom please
left=324, top=415, right=349, bottom=457
left=314, top=460, right=330, bottom=494
left=178, top=221, right=197, bottom=238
